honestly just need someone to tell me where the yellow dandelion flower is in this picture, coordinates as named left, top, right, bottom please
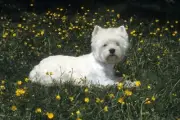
left=130, top=30, right=136, bottom=35
left=32, top=24, right=36, bottom=28
left=138, top=48, right=142, bottom=51
left=155, top=19, right=159, bottom=22
left=103, top=106, right=108, bottom=112
left=2, top=32, right=8, bottom=38
left=111, top=9, right=115, bottom=12
left=84, top=88, right=88, bottom=93
left=69, top=96, right=74, bottom=102
left=57, top=45, right=62, bottom=48
left=117, top=14, right=120, bottom=18
left=100, top=99, right=104, bottom=103
left=76, top=118, right=82, bottom=120
left=30, top=4, right=34, bottom=7
left=151, top=96, right=156, bottom=101
left=124, top=89, right=132, bottom=96
left=84, top=97, right=90, bottom=103
left=71, top=112, right=74, bottom=116
left=106, top=21, right=110, bottom=25
left=140, top=40, right=144, bottom=43
left=0, top=85, right=5, bottom=90
left=172, top=93, right=177, bottom=96
left=53, top=13, right=57, bottom=17
left=46, top=112, right=54, bottom=119
left=17, top=24, right=22, bottom=28
left=122, top=74, right=126, bottom=78
left=145, top=98, right=152, bottom=104
left=118, top=97, right=125, bottom=104
left=172, top=33, right=176, bottom=36
left=130, top=17, right=133, bottom=22
left=165, top=28, right=168, bottom=31
left=145, top=98, right=150, bottom=101
left=40, top=30, right=45, bottom=36
left=35, top=108, right=42, bottom=113
left=156, top=62, right=160, bottom=65
left=145, top=100, right=151, bottom=104
left=156, top=28, right=160, bottom=31
left=12, top=33, right=16, bottom=37
left=1, top=80, right=5, bottom=84
left=132, top=33, right=137, bottom=36
left=24, top=77, right=29, bottom=82
left=10, top=29, right=14, bottom=33
left=15, top=88, right=26, bottom=96
left=56, top=95, right=61, bottom=100
left=152, top=43, right=156, bottom=47
left=76, top=110, right=81, bottom=115
left=96, top=98, right=101, bottom=103
left=175, top=20, right=178, bottom=24
left=108, top=93, right=115, bottom=99
left=117, top=82, right=123, bottom=90
left=11, top=105, right=17, bottom=111
left=126, top=60, right=130, bottom=65
left=157, top=55, right=160, bottom=59
left=125, top=26, right=128, bottom=30
left=16, top=80, right=22, bottom=85
left=135, top=81, right=141, bottom=87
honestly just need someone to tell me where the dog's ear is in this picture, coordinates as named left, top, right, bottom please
left=117, top=25, right=128, bottom=38
left=92, top=25, right=101, bottom=37
left=118, top=25, right=127, bottom=34
left=118, top=25, right=129, bottom=51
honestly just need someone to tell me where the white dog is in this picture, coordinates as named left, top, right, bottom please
left=29, top=25, right=129, bottom=86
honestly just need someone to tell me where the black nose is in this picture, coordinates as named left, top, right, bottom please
left=109, top=49, right=115, bottom=54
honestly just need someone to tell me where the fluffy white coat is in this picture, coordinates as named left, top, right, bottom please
left=29, top=25, right=129, bottom=86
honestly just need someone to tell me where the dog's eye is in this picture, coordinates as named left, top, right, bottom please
left=103, top=44, right=107, bottom=47
left=116, top=42, right=120, bottom=46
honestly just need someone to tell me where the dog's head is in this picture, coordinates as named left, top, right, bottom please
left=91, top=25, right=129, bottom=64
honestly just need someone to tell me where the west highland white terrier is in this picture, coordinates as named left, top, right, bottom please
left=29, top=25, right=129, bottom=86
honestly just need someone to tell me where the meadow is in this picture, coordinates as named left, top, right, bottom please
left=0, top=7, right=180, bottom=120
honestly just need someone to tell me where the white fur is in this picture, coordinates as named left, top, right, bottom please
left=29, top=25, right=129, bottom=86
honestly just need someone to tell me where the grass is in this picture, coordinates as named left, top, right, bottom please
left=0, top=7, right=180, bottom=120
